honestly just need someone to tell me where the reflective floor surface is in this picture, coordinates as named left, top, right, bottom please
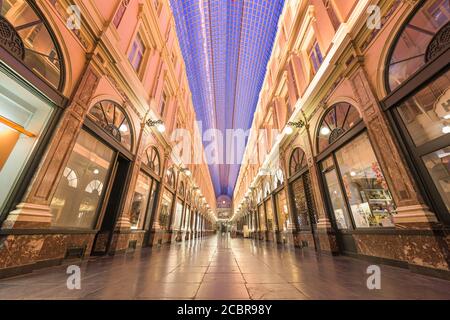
left=1, top=234, right=450, bottom=300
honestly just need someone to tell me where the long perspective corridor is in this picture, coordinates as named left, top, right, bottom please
left=2, top=235, right=450, bottom=300
left=1, top=0, right=450, bottom=302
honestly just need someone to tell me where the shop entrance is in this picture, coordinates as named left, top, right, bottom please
left=92, top=154, right=130, bottom=255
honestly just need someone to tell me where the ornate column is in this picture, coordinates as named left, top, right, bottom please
left=2, top=64, right=101, bottom=229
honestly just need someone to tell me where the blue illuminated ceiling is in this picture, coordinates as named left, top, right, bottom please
left=170, top=0, right=285, bottom=197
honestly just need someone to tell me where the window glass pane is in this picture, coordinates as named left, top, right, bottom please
left=388, top=0, right=449, bottom=90
left=258, top=205, right=266, bottom=231
left=275, top=189, right=290, bottom=232
left=422, top=147, right=450, bottom=212
left=335, top=132, right=396, bottom=228
left=50, top=130, right=114, bottom=229
left=172, top=200, right=183, bottom=230
left=324, top=168, right=351, bottom=229
left=397, top=71, right=450, bottom=146
left=0, top=73, right=54, bottom=211
left=159, top=189, right=173, bottom=229
left=1, top=0, right=62, bottom=88
left=130, top=171, right=151, bottom=230
left=184, top=207, right=191, bottom=231
left=265, top=198, right=275, bottom=231
left=292, top=176, right=310, bottom=228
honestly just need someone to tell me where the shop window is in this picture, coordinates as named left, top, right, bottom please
left=145, top=146, right=160, bottom=175
left=275, top=189, right=290, bottom=232
left=130, top=171, right=152, bottom=230
left=128, top=33, right=146, bottom=73
left=397, top=70, right=450, bottom=146
left=334, top=132, right=396, bottom=228
left=309, top=40, right=323, bottom=75
left=50, top=130, right=115, bottom=229
left=0, top=0, right=64, bottom=89
left=265, top=198, right=276, bottom=231
left=386, top=0, right=449, bottom=91
left=289, top=147, right=307, bottom=176
left=113, top=0, right=130, bottom=28
left=317, top=103, right=362, bottom=153
left=422, top=148, right=450, bottom=211
left=159, top=189, right=173, bottom=229
left=89, top=100, right=133, bottom=150
left=0, top=70, right=54, bottom=213
left=258, top=205, right=266, bottom=231
left=172, top=200, right=183, bottom=230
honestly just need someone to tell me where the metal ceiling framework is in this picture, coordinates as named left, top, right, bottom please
left=170, top=0, right=285, bottom=197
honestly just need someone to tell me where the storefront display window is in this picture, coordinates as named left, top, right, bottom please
left=159, top=189, right=173, bottom=229
left=50, top=130, right=114, bottom=229
left=322, top=159, right=352, bottom=230
left=184, top=207, right=191, bottom=231
left=258, top=205, right=266, bottom=231
left=292, top=177, right=310, bottom=228
left=172, top=200, right=183, bottom=230
left=0, top=72, right=55, bottom=213
left=397, top=71, right=450, bottom=146
left=335, top=133, right=396, bottom=228
left=130, top=171, right=152, bottom=229
left=265, top=198, right=275, bottom=231
left=275, top=189, right=290, bottom=232
left=422, top=148, right=450, bottom=211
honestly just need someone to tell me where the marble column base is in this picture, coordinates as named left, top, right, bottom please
left=393, top=204, right=439, bottom=229
left=2, top=203, right=53, bottom=229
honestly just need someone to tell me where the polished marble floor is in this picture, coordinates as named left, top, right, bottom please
left=1, top=234, right=450, bottom=300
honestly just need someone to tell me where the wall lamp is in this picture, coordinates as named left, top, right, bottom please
left=180, top=167, right=191, bottom=176
left=284, top=120, right=305, bottom=135
left=146, top=119, right=166, bottom=133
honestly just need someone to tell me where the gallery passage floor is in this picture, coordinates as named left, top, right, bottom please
left=1, top=235, right=450, bottom=300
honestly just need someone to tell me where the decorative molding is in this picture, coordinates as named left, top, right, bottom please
left=425, top=22, right=450, bottom=62
left=0, top=15, right=25, bottom=60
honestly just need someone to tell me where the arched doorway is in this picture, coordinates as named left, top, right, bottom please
left=49, top=100, right=135, bottom=255
left=287, top=147, right=317, bottom=249
left=316, top=102, right=396, bottom=253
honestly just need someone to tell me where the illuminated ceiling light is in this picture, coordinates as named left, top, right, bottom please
left=442, top=126, right=450, bottom=134
left=350, top=171, right=356, bottom=177
left=119, top=124, right=128, bottom=132
left=284, top=125, right=293, bottom=135
left=320, top=126, right=331, bottom=136
left=444, top=114, right=450, bottom=120
left=93, top=169, right=99, bottom=175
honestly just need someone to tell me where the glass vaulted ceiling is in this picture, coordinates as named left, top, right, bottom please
left=170, top=0, right=285, bottom=197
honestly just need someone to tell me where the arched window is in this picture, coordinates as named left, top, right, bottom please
left=386, top=0, right=450, bottom=91
left=289, top=147, right=308, bottom=176
left=144, top=146, right=160, bottom=175
left=0, top=0, right=65, bottom=90
left=165, top=168, right=175, bottom=189
left=85, top=180, right=104, bottom=195
left=263, top=181, right=271, bottom=198
left=63, top=167, right=78, bottom=188
left=89, top=100, right=133, bottom=150
left=317, top=103, right=362, bottom=153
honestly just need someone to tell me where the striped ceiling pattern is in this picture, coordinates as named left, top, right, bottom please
left=170, top=0, right=285, bottom=197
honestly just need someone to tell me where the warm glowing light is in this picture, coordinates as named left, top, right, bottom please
left=320, top=126, right=331, bottom=136
left=119, top=124, right=128, bottom=132
left=284, top=125, right=293, bottom=135
left=350, top=171, right=356, bottom=177
left=157, top=123, right=166, bottom=133
left=93, top=169, right=99, bottom=175
left=444, top=114, right=450, bottom=120
left=442, top=126, right=450, bottom=134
